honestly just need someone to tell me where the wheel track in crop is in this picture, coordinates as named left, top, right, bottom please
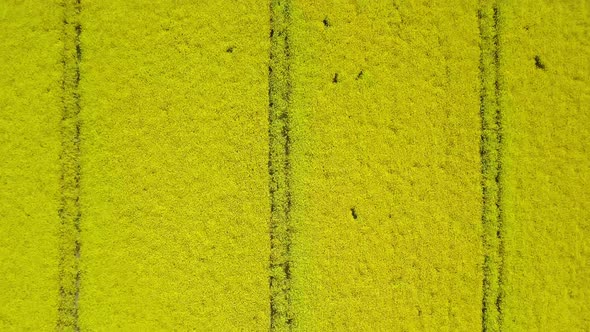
left=57, top=0, right=82, bottom=330
left=479, top=2, right=505, bottom=331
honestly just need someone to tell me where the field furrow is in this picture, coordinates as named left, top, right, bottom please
left=479, top=1, right=503, bottom=331
left=268, top=0, right=294, bottom=330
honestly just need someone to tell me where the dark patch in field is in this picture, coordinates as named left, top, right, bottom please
left=332, top=73, right=339, bottom=83
left=356, top=70, right=364, bottom=80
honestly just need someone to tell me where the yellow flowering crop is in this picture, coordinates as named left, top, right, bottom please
left=0, top=0, right=588, bottom=331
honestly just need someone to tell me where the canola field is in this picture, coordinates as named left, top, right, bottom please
left=0, top=0, right=588, bottom=331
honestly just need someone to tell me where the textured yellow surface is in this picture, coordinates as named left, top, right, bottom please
left=58, top=0, right=82, bottom=328
left=479, top=1, right=503, bottom=330
left=268, top=1, right=293, bottom=330
left=288, top=1, right=483, bottom=330
left=0, top=0, right=588, bottom=331
left=0, top=1, right=63, bottom=330
left=78, top=0, right=270, bottom=330
left=500, top=0, right=590, bottom=330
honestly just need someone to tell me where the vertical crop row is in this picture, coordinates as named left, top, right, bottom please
left=58, top=0, right=82, bottom=330
left=479, top=1, right=504, bottom=331
left=268, top=0, right=293, bottom=331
